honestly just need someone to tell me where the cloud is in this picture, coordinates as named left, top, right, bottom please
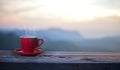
left=0, top=0, right=43, bottom=24
left=94, top=0, right=120, bottom=9
left=0, top=0, right=120, bottom=32
left=0, top=0, right=41, bottom=15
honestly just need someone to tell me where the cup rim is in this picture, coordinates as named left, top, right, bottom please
left=20, top=36, right=37, bottom=38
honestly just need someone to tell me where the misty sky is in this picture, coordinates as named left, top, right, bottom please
left=0, top=0, right=120, bottom=38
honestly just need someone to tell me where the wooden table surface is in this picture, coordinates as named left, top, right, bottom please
left=0, top=50, right=120, bottom=63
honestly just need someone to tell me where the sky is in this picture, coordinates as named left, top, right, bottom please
left=0, top=0, right=120, bottom=38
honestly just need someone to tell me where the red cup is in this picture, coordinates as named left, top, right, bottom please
left=20, top=36, right=44, bottom=53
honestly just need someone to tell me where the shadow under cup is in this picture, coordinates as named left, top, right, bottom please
left=20, top=36, right=44, bottom=53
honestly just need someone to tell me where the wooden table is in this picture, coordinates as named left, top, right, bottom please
left=0, top=50, right=120, bottom=70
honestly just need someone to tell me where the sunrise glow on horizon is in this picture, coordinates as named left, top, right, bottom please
left=0, top=0, right=120, bottom=21
left=0, top=0, right=120, bottom=38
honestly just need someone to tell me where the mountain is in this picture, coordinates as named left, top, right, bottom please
left=0, top=32, right=20, bottom=49
left=77, top=36, right=120, bottom=52
left=6, top=28, right=83, bottom=42
left=0, top=28, right=120, bottom=52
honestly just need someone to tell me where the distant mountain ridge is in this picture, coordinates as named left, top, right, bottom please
left=0, top=28, right=120, bottom=52
left=0, top=28, right=83, bottom=42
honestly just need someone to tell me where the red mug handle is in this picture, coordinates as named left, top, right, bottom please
left=38, top=38, right=44, bottom=47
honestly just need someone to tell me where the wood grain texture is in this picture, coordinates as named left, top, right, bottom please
left=0, top=50, right=120, bottom=63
